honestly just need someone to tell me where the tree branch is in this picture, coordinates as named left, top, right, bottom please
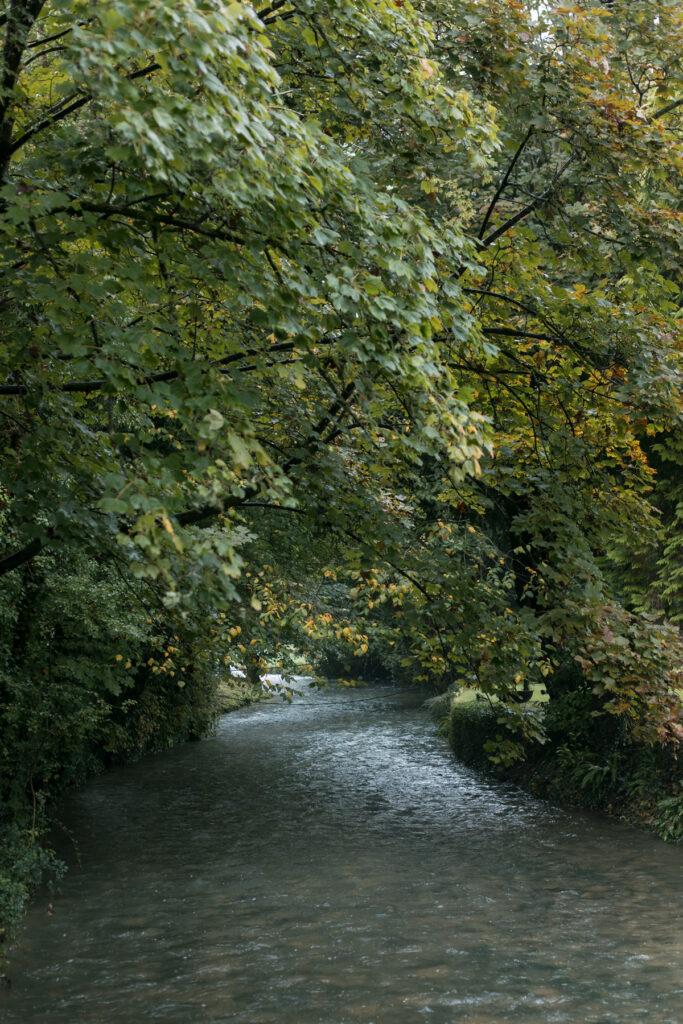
left=0, top=0, right=47, bottom=175
left=0, top=340, right=299, bottom=396
left=478, top=127, right=534, bottom=240
left=0, top=537, right=45, bottom=574
left=0, top=369, right=357, bottom=574
left=481, top=327, right=551, bottom=341
left=9, top=62, right=160, bottom=155
left=240, top=502, right=306, bottom=514
left=256, top=1, right=292, bottom=21
left=174, top=489, right=259, bottom=528
left=651, top=97, right=683, bottom=121
left=25, top=24, right=77, bottom=49
left=64, top=199, right=244, bottom=245
left=480, top=155, right=573, bottom=249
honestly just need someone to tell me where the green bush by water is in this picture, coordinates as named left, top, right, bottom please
left=0, top=553, right=221, bottom=975
left=430, top=686, right=682, bottom=842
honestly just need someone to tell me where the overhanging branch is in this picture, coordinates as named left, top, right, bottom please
left=0, top=340, right=298, bottom=395
left=9, top=61, right=160, bottom=155
left=0, top=537, right=43, bottom=575
left=478, top=127, right=534, bottom=240
left=651, top=97, right=683, bottom=121
left=0, top=378, right=357, bottom=575
left=480, top=154, right=574, bottom=250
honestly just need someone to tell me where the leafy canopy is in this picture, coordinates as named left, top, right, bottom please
left=0, top=0, right=682, bottom=746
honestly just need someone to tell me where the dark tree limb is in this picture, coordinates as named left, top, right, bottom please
left=256, top=1, right=295, bottom=23
left=0, top=0, right=47, bottom=175
left=0, top=537, right=44, bottom=575
left=25, top=23, right=82, bottom=49
left=79, top=200, right=242, bottom=242
left=0, top=374, right=358, bottom=575
left=240, top=502, right=305, bottom=515
left=651, top=97, right=683, bottom=121
left=257, top=1, right=289, bottom=18
left=9, top=62, right=160, bottom=155
left=481, top=327, right=551, bottom=341
left=480, top=154, right=574, bottom=249
left=0, top=340, right=300, bottom=395
left=478, top=127, right=534, bottom=240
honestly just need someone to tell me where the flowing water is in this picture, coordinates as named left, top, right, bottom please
left=3, top=684, right=682, bottom=1023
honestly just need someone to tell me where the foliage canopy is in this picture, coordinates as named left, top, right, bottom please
left=1, top=0, right=682, bottom=803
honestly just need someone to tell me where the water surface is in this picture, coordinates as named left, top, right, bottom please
left=4, top=685, right=682, bottom=1022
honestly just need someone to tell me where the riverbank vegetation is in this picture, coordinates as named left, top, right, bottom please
left=427, top=686, right=682, bottom=841
left=1, top=0, right=682, bottom=972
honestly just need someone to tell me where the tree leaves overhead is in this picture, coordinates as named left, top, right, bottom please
left=0, top=0, right=681, bottom=741
left=0, top=0, right=497, bottom=584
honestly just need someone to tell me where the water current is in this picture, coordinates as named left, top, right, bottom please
left=3, top=684, right=682, bottom=1023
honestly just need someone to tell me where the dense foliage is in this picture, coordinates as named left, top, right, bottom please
left=1, top=0, right=682, bottom=966
left=0, top=545, right=221, bottom=964
left=430, top=684, right=682, bottom=842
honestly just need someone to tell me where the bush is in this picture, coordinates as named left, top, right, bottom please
left=0, top=552, right=220, bottom=972
left=433, top=684, right=682, bottom=841
left=0, top=824, right=65, bottom=978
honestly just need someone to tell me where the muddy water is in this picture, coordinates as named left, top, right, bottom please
left=3, top=685, right=682, bottom=1023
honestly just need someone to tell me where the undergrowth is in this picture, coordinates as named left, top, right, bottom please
left=429, top=690, right=682, bottom=842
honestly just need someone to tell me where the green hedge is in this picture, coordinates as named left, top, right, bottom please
left=430, top=690, right=682, bottom=842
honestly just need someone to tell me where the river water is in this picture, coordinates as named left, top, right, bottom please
left=3, top=685, right=682, bottom=1023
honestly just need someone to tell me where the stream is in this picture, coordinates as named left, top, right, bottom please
left=3, top=684, right=682, bottom=1023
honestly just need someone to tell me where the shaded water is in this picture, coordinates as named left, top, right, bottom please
left=3, top=685, right=682, bottom=1023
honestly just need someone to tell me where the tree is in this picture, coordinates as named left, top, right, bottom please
left=2, top=0, right=683, bottom=965
left=1, top=0, right=681, bottom=758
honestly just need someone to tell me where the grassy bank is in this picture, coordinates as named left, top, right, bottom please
left=215, top=677, right=266, bottom=713
left=428, top=689, right=682, bottom=842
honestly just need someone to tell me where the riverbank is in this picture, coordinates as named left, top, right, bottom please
left=427, top=690, right=683, bottom=842
left=215, top=678, right=266, bottom=713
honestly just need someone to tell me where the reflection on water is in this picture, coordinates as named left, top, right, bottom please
left=3, top=685, right=682, bottom=1023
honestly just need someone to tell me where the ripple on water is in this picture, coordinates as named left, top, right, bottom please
left=3, top=686, right=682, bottom=1024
